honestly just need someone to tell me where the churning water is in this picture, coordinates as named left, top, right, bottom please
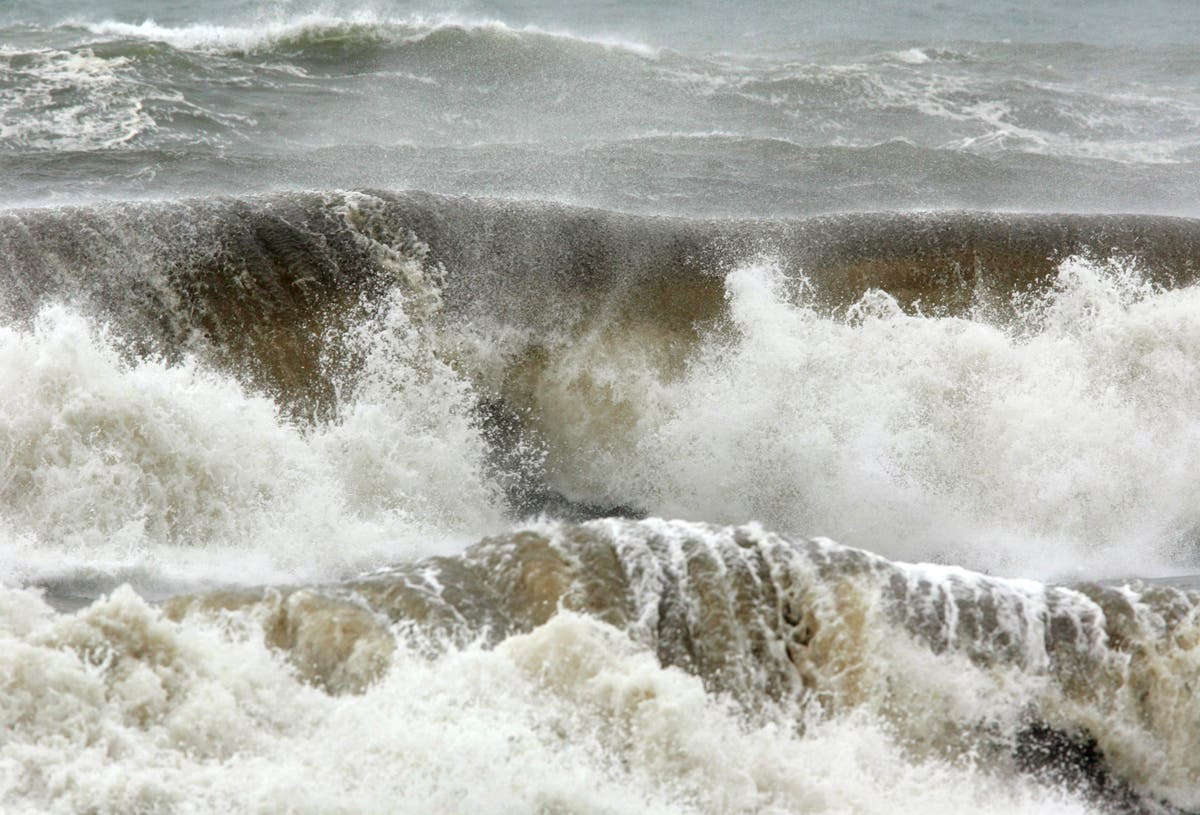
left=2, top=2, right=1200, bottom=813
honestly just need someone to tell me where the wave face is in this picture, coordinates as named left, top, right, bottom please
left=0, top=193, right=520, bottom=599
left=1, top=7, right=1199, bottom=214
left=5, top=192, right=1200, bottom=585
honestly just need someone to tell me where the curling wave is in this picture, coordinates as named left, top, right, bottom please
left=4, top=191, right=1200, bottom=583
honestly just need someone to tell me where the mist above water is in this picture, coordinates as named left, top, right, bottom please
left=518, top=255, right=1200, bottom=579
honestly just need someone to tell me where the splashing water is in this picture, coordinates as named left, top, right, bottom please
left=522, top=255, right=1200, bottom=580
left=0, top=294, right=503, bottom=595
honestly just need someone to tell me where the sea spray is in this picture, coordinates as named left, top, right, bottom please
left=0, top=290, right=501, bottom=594
left=505, top=254, right=1200, bottom=579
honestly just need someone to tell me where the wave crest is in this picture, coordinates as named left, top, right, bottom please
left=71, top=13, right=661, bottom=58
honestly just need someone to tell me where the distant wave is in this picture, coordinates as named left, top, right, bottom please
left=881, top=46, right=973, bottom=64
left=68, top=13, right=662, bottom=58
left=3, top=17, right=1195, bottom=169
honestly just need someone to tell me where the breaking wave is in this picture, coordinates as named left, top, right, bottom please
left=3, top=519, right=1197, bottom=813
left=2, top=190, right=1200, bottom=811
left=4, top=191, right=1200, bottom=584
left=72, top=13, right=662, bottom=57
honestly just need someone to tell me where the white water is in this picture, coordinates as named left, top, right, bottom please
left=0, top=296, right=502, bottom=593
left=2, top=247, right=1199, bottom=811
left=0, top=47, right=154, bottom=151
left=7, top=254, right=1200, bottom=589
left=529, top=256, right=1200, bottom=580
left=0, top=582, right=1093, bottom=815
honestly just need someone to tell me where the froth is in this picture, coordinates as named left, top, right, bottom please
left=0, top=292, right=502, bottom=591
left=519, top=255, right=1200, bottom=580
left=0, top=47, right=152, bottom=151
left=0, top=582, right=1091, bottom=815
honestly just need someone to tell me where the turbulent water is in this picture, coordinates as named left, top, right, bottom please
left=3, top=2, right=1200, bottom=214
left=2, top=2, right=1200, bottom=814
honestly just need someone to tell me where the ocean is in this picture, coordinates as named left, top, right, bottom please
left=1, top=1, right=1199, bottom=813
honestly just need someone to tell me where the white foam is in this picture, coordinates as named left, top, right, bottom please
left=0, top=585, right=1091, bottom=814
left=730, top=57, right=1198, bottom=165
left=892, top=47, right=932, bottom=64
left=0, top=297, right=503, bottom=591
left=0, top=42, right=260, bottom=152
left=0, top=47, right=153, bottom=150
left=529, top=256, right=1200, bottom=580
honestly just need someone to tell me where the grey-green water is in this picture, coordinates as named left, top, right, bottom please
left=2, top=0, right=1198, bottom=213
